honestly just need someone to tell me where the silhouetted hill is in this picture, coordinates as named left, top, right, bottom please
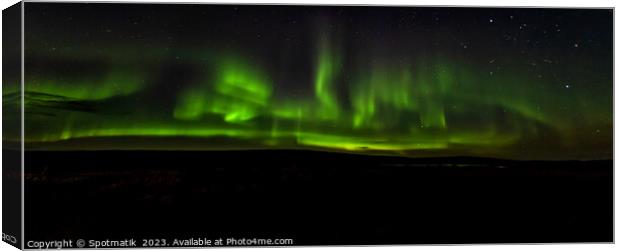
left=19, top=149, right=612, bottom=244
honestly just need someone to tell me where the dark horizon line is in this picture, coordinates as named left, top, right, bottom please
left=12, top=148, right=613, bottom=162
left=21, top=1, right=615, bottom=10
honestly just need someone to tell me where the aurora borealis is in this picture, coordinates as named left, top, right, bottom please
left=5, top=4, right=612, bottom=159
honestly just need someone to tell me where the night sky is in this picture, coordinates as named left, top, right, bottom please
left=9, top=3, right=613, bottom=159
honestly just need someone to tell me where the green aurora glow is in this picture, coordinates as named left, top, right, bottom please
left=3, top=5, right=612, bottom=159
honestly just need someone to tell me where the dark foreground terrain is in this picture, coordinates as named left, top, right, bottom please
left=22, top=150, right=612, bottom=245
